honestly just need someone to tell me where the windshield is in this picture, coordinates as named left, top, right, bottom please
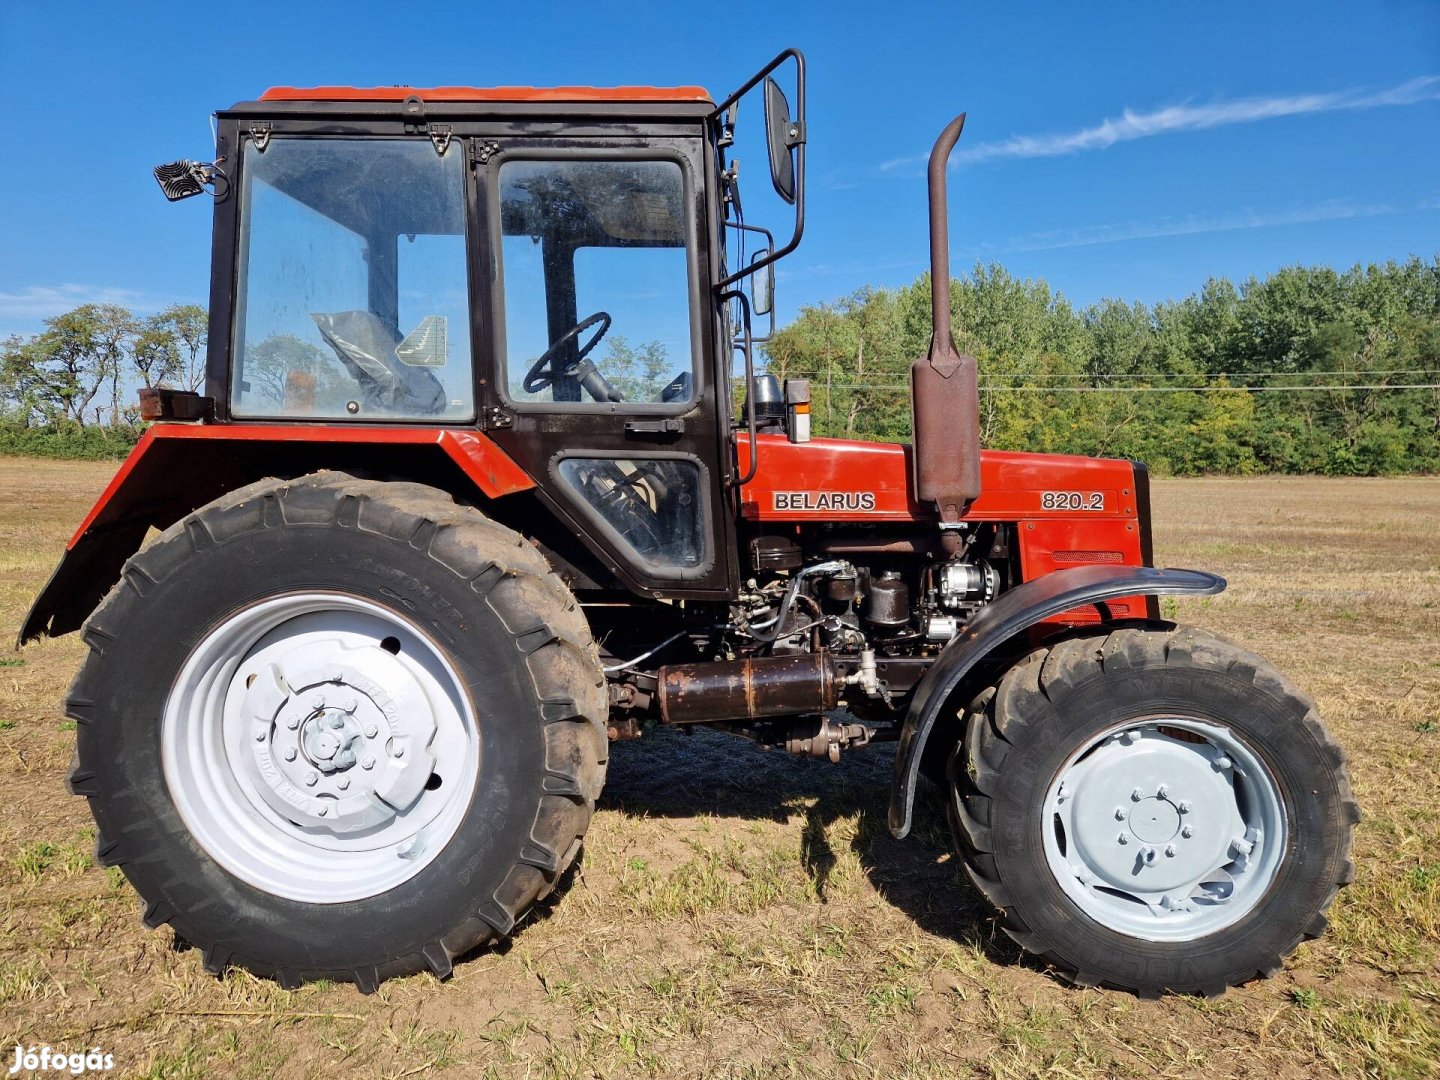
left=231, top=138, right=474, bottom=420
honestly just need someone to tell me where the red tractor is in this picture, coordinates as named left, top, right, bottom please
left=23, top=51, right=1356, bottom=997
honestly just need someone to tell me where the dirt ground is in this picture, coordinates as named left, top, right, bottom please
left=1, top=459, right=1436, bottom=1079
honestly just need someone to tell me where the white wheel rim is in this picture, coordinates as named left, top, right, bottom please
left=1042, top=717, right=1287, bottom=941
left=162, top=593, right=480, bottom=903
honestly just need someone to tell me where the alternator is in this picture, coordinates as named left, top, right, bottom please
left=938, top=560, right=998, bottom=611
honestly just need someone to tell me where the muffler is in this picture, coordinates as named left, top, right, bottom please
left=657, top=655, right=839, bottom=724
left=910, top=114, right=982, bottom=524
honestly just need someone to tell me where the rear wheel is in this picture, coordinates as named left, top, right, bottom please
left=66, top=473, right=606, bottom=991
left=948, top=625, right=1358, bottom=996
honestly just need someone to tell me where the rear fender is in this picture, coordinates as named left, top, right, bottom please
left=19, top=424, right=535, bottom=644
left=887, top=564, right=1226, bottom=839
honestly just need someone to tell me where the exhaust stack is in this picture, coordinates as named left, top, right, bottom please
left=909, top=114, right=981, bottom=523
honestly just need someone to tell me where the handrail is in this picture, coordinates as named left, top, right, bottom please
left=721, top=288, right=759, bottom=486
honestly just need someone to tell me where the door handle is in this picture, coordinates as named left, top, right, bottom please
left=624, top=419, right=685, bottom=437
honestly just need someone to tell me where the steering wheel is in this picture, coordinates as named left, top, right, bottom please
left=523, top=311, right=614, bottom=397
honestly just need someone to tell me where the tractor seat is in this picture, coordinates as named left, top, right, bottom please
left=311, top=310, right=447, bottom=416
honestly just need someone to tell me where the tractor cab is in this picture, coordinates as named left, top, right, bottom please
left=155, top=57, right=808, bottom=601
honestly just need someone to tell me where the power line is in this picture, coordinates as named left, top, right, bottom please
left=808, top=383, right=1440, bottom=394
left=977, top=368, right=1432, bottom=380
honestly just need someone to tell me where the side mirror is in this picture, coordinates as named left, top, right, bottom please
left=750, top=248, right=774, bottom=316
left=763, top=77, right=797, bottom=204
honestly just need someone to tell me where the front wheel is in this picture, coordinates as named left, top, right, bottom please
left=949, top=625, right=1358, bottom=997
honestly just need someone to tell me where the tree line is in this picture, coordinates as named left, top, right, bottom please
left=3, top=257, right=1438, bottom=472
left=0, top=303, right=207, bottom=457
left=765, top=257, right=1440, bottom=475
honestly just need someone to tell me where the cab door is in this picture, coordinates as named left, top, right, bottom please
left=472, top=137, right=736, bottom=599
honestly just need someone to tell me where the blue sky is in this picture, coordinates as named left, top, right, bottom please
left=1, top=0, right=1436, bottom=339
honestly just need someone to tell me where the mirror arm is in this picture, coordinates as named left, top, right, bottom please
left=725, top=221, right=777, bottom=339
left=712, top=49, right=806, bottom=294
left=709, top=47, right=804, bottom=120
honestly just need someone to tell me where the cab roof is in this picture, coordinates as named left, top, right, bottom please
left=258, top=85, right=712, bottom=103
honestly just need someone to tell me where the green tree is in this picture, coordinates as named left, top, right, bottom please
left=598, top=335, right=671, bottom=402
left=131, top=320, right=182, bottom=390
left=246, top=335, right=341, bottom=408
left=6, top=305, right=134, bottom=426
left=149, top=304, right=209, bottom=391
left=762, top=256, right=1440, bottom=476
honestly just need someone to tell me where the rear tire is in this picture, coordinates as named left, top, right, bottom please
left=948, top=625, right=1358, bottom=997
left=65, top=473, right=606, bottom=991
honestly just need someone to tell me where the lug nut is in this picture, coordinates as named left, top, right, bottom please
left=284, top=747, right=297, bottom=762
left=1118, top=834, right=1129, bottom=845
left=1164, top=844, right=1177, bottom=857
left=1156, top=784, right=1169, bottom=799
left=1114, top=807, right=1127, bottom=821
left=344, top=699, right=358, bottom=713
left=304, top=771, right=318, bottom=787
left=317, top=806, right=328, bottom=817
left=361, top=756, right=375, bottom=770
left=1181, top=825, right=1194, bottom=838
left=1178, top=800, right=1192, bottom=813
left=338, top=778, right=350, bottom=791
left=286, top=716, right=300, bottom=730
left=1131, top=788, right=1144, bottom=802
left=310, top=695, right=325, bottom=709
left=364, top=724, right=379, bottom=739
left=255, top=731, right=266, bottom=742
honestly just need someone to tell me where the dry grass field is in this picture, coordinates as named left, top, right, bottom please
left=1, top=459, right=1437, bottom=1079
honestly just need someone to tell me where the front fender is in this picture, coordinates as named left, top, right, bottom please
left=19, top=424, right=535, bottom=645
left=887, top=564, right=1226, bottom=839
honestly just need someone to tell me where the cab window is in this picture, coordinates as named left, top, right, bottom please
left=497, top=158, right=695, bottom=408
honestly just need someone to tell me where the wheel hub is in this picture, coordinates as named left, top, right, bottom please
left=300, top=706, right=363, bottom=772
left=163, top=594, right=480, bottom=904
left=1063, top=737, right=1240, bottom=897
left=1043, top=718, right=1286, bottom=940
left=246, top=659, right=437, bottom=833
left=1125, top=796, right=1179, bottom=844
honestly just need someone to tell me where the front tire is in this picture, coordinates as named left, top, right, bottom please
left=948, top=625, right=1358, bottom=997
left=65, top=473, right=607, bottom=991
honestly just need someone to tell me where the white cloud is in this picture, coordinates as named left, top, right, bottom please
left=788, top=195, right=1432, bottom=285
left=985, top=199, right=1400, bottom=254
left=881, top=75, right=1440, bottom=172
left=0, top=284, right=150, bottom=322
